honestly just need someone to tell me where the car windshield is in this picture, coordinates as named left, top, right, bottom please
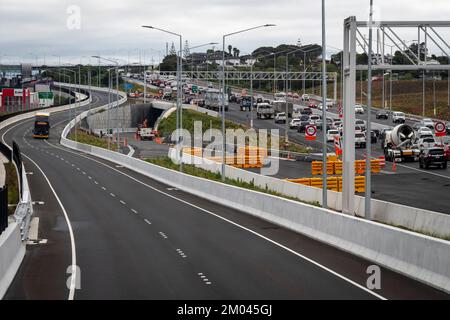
left=329, top=131, right=338, bottom=134
left=356, top=133, right=365, bottom=138
left=423, top=138, right=435, bottom=143
left=429, top=149, right=444, bottom=155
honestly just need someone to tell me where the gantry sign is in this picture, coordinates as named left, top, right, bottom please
left=157, top=70, right=337, bottom=81
left=342, top=17, right=450, bottom=217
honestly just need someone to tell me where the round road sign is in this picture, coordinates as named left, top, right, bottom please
left=305, top=125, right=317, bottom=141
left=435, top=121, right=446, bottom=137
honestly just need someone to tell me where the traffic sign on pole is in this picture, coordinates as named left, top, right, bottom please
left=435, top=121, right=446, bottom=137
left=305, top=125, right=317, bottom=141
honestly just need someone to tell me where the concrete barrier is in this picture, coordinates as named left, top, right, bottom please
left=61, top=107, right=450, bottom=293
left=0, top=223, right=26, bottom=299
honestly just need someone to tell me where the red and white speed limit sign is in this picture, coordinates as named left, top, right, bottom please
left=305, top=125, right=317, bottom=141
left=435, top=121, right=446, bottom=137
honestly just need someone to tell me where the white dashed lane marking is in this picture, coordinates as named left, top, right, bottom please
left=159, top=232, right=168, bottom=239
left=144, top=219, right=151, bottom=225
left=197, top=273, right=212, bottom=285
left=120, top=200, right=126, bottom=205
left=131, top=209, right=138, bottom=214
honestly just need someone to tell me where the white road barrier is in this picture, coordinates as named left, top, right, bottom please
left=61, top=94, right=450, bottom=293
left=0, top=84, right=92, bottom=299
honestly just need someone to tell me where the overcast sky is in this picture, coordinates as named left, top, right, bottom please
left=1, top=0, right=449, bottom=65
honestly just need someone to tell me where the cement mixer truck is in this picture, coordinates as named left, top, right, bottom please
left=383, top=124, right=420, bottom=162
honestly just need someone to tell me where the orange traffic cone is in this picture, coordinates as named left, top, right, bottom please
left=392, top=161, right=397, bottom=172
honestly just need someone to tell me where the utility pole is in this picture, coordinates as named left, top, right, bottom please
left=365, top=0, right=374, bottom=220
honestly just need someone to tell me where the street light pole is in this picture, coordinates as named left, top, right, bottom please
left=321, top=0, right=328, bottom=209
left=142, top=26, right=183, bottom=172
left=365, top=0, right=374, bottom=219
left=221, top=24, right=276, bottom=182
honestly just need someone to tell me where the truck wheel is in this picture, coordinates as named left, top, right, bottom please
left=443, top=162, right=448, bottom=170
left=419, top=161, right=424, bottom=169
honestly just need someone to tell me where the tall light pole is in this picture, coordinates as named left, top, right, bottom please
left=321, top=0, right=328, bottom=209
left=60, top=67, right=77, bottom=135
left=365, top=0, right=374, bottom=219
left=142, top=25, right=183, bottom=172
left=53, top=55, right=61, bottom=104
left=93, top=56, right=120, bottom=148
left=221, top=24, right=276, bottom=181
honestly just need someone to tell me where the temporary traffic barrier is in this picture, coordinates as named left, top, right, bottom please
left=312, top=161, right=323, bottom=175
left=310, top=178, right=323, bottom=189
left=378, top=156, right=386, bottom=167
left=285, top=178, right=311, bottom=186
left=334, top=161, right=343, bottom=175
left=288, top=176, right=364, bottom=193
left=355, top=176, right=366, bottom=193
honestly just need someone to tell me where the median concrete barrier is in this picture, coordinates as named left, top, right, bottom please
left=61, top=107, right=450, bottom=293
left=0, top=223, right=25, bottom=299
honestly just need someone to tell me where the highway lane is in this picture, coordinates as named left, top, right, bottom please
left=2, top=90, right=447, bottom=299
left=221, top=101, right=450, bottom=215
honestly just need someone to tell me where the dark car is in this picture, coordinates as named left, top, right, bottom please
left=297, top=121, right=312, bottom=133
left=370, top=131, right=378, bottom=144
left=240, top=96, right=252, bottom=111
left=300, top=107, right=313, bottom=115
left=419, top=147, right=447, bottom=169
left=376, top=109, right=389, bottom=120
left=446, top=123, right=450, bottom=135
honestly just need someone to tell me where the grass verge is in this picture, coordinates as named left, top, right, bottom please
left=68, top=130, right=117, bottom=151
left=158, top=109, right=310, bottom=154
left=5, top=162, right=20, bottom=215
left=147, top=156, right=321, bottom=208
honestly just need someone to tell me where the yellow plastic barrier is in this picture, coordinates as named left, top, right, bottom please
left=327, top=155, right=338, bottom=162
left=312, top=162, right=323, bottom=175
left=370, top=160, right=381, bottom=174
left=327, top=177, right=339, bottom=192
left=286, top=178, right=311, bottom=186
left=334, top=162, right=343, bottom=175
left=310, top=178, right=323, bottom=189
left=355, top=176, right=366, bottom=193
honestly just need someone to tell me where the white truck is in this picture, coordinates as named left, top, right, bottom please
left=256, top=103, right=275, bottom=119
left=139, top=128, right=156, bottom=141
left=272, top=100, right=294, bottom=118
left=383, top=124, right=420, bottom=162
left=205, top=89, right=229, bottom=111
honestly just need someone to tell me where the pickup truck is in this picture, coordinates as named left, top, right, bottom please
left=139, top=128, right=156, bottom=141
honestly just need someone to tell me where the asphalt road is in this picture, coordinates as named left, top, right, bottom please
left=2, top=88, right=448, bottom=300
left=220, top=100, right=450, bottom=215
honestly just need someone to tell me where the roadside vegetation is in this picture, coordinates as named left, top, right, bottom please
left=330, top=80, right=450, bottom=121
left=5, top=162, right=19, bottom=215
left=68, top=129, right=116, bottom=151
left=158, top=109, right=310, bottom=154
left=147, top=156, right=321, bottom=208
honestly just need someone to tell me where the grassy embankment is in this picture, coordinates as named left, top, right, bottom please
left=5, top=162, right=20, bottom=215
left=328, top=80, right=450, bottom=120
left=68, top=129, right=117, bottom=151
left=158, top=109, right=310, bottom=154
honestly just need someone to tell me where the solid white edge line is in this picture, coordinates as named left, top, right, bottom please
left=2, top=118, right=78, bottom=300
left=21, top=154, right=78, bottom=300
left=44, top=140, right=386, bottom=300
